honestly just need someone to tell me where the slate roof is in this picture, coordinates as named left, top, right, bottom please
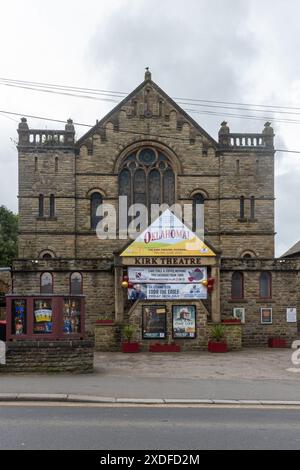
left=281, top=240, right=300, bottom=258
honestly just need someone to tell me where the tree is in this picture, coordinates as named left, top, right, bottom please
left=0, top=206, right=18, bottom=267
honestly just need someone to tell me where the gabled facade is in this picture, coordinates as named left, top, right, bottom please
left=12, top=70, right=300, bottom=349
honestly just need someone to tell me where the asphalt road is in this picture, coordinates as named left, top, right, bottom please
left=0, top=404, right=300, bottom=450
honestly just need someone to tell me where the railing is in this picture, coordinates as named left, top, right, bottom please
left=25, top=130, right=72, bottom=146
left=18, top=124, right=75, bottom=148
left=219, top=132, right=274, bottom=149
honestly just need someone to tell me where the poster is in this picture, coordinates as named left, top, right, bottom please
left=142, top=305, right=167, bottom=339
left=286, top=308, right=297, bottom=323
left=12, top=300, right=26, bottom=335
left=261, top=307, right=272, bottom=324
left=128, top=266, right=207, bottom=284
left=233, top=307, right=245, bottom=324
left=172, top=305, right=196, bottom=339
left=33, top=300, right=53, bottom=334
left=121, top=209, right=215, bottom=257
left=128, top=283, right=207, bottom=300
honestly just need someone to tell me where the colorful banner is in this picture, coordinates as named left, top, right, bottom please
left=128, top=267, right=207, bottom=284
left=172, top=305, right=196, bottom=339
left=121, top=209, right=215, bottom=257
left=128, top=283, right=207, bottom=300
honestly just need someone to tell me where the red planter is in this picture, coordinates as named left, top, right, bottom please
left=208, top=341, right=228, bottom=353
left=96, top=319, right=115, bottom=325
left=121, top=342, right=140, bottom=353
left=222, top=319, right=241, bottom=324
left=268, top=338, right=287, bottom=348
left=149, top=343, right=181, bottom=353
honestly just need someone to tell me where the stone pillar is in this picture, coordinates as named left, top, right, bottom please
left=211, top=265, right=221, bottom=323
left=114, top=266, right=124, bottom=323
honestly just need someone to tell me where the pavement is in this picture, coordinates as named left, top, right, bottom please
left=1, top=348, right=300, bottom=404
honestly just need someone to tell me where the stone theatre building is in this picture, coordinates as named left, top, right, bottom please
left=12, top=69, right=300, bottom=350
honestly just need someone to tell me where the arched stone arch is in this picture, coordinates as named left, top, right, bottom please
left=240, top=250, right=257, bottom=259
left=86, top=187, right=107, bottom=198
left=38, top=249, right=56, bottom=259
left=113, top=140, right=182, bottom=174
left=189, top=188, right=209, bottom=199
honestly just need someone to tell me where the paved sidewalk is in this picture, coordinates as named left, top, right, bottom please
left=1, top=349, right=300, bottom=401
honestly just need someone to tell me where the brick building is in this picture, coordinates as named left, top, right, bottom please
left=12, top=70, right=300, bottom=350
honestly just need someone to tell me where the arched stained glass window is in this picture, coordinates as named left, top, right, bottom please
left=134, top=169, right=146, bottom=206
left=259, top=272, right=272, bottom=299
left=90, top=193, right=103, bottom=230
left=70, top=272, right=83, bottom=295
left=118, top=147, right=175, bottom=224
left=192, top=193, right=204, bottom=233
left=231, top=272, right=244, bottom=299
left=40, top=272, right=53, bottom=294
left=149, top=170, right=161, bottom=206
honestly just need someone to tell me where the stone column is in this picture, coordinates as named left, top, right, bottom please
left=114, top=266, right=124, bottom=323
left=211, top=265, right=221, bottom=323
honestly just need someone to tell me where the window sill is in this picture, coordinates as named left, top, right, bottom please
left=228, top=299, right=248, bottom=303
left=36, top=217, right=57, bottom=221
left=256, top=298, right=273, bottom=303
left=238, top=218, right=257, bottom=223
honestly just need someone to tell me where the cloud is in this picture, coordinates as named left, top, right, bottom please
left=0, top=0, right=299, bottom=255
left=88, top=0, right=259, bottom=136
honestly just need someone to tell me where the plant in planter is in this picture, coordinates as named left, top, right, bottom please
left=121, top=324, right=140, bottom=353
left=208, top=324, right=228, bottom=353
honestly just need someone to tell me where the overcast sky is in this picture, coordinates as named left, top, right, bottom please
left=0, top=0, right=299, bottom=256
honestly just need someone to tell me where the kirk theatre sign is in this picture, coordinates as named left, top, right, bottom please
left=8, top=68, right=300, bottom=355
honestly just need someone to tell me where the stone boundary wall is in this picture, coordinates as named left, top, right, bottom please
left=0, top=335, right=94, bottom=374
left=94, top=324, right=121, bottom=351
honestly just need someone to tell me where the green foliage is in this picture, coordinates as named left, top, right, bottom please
left=210, top=324, right=226, bottom=342
left=122, top=324, right=135, bottom=343
left=0, top=206, right=18, bottom=267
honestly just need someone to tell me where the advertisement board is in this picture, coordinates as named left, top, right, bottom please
left=121, top=209, right=215, bottom=257
left=261, top=307, right=272, bottom=324
left=128, top=267, right=207, bottom=284
left=128, top=283, right=207, bottom=300
left=286, top=308, right=297, bottom=323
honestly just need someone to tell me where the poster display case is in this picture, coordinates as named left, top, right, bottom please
left=6, top=295, right=85, bottom=341
left=172, top=305, right=196, bottom=339
left=142, top=305, right=167, bottom=339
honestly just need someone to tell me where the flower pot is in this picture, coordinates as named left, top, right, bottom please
left=268, top=338, right=287, bottom=348
left=121, top=342, right=140, bottom=353
left=96, top=319, right=115, bottom=325
left=208, top=341, right=228, bottom=353
left=222, top=319, right=241, bottom=324
left=149, top=343, right=181, bottom=352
